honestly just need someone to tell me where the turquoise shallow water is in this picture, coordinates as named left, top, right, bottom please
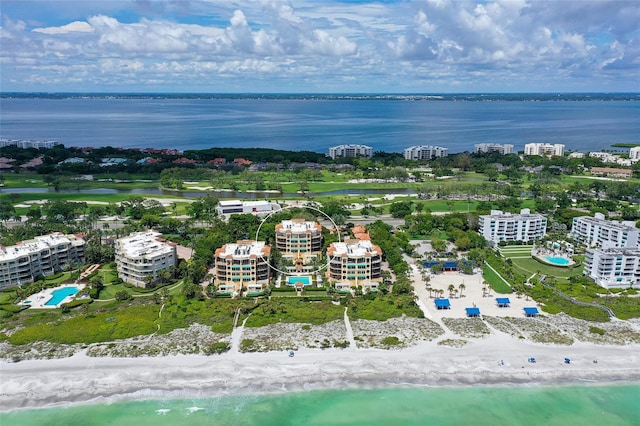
left=4, top=384, right=639, bottom=426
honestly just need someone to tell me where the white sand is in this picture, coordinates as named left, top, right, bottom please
left=2, top=334, right=639, bottom=411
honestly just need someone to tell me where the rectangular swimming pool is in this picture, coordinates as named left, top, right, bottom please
left=287, top=276, right=311, bottom=286
left=45, top=287, right=79, bottom=306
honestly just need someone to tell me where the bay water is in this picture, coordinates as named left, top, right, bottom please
left=4, top=384, right=638, bottom=425
left=1, top=94, right=638, bottom=154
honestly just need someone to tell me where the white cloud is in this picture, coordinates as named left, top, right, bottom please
left=0, top=0, right=638, bottom=92
left=32, top=21, right=94, bottom=34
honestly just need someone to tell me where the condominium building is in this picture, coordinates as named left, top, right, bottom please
left=216, top=200, right=281, bottom=217
left=0, top=139, right=59, bottom=149
left=327, top=239, right=382, bottom=291
left=114, top=231, right=177, bottom=288
left=214, top=240, right=271, bottom=293
left=583, top=247, right=640, bottom=289
left=328, top=144, right=373, bottom=159
left=629, top=147, right=640, bottom=162
left=478, top=209, right=547, bottom=244
left=275, top=219, right=323, bottom=265
left=524, top=143, right=565, bottom=157
left=570, top=213, right=639, bottom=249
left=403, top=145, right=448, bottom=161
left=0, top=233, right=85, bottom=289
left=473, top=143, right=514, bottom=155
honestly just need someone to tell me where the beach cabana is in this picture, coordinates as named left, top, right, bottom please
left=496, top=297, right=511, bottom=308
left=524, top=307, right=539, bottom=317
left=465, top=307, right=481, bottom=317
left=434, top=298, right=451, bottom=310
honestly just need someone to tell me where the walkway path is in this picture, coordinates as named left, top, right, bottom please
left=343, top=307, right=357, bottom=350
left=230, top=316, right=248, bottom=354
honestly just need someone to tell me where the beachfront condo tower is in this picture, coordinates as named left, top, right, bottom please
left=478, top=209, right=547, bottom=244
left=114, top=231, right=177, bottom=288
left=214, top=240, right=271, bottom=294
left=570, top=213, right=639, bottom=249
left=327, top=239, right=383, bottom=292
left=0, top=233, right=85, bottom=290
left=275, top=219, right=323, bottom=269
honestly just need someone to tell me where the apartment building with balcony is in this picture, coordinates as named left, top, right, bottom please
left=570, top=213, right=639, bottom=249
left=478, top=209, right=547, bottom=244
left=0, top=233, right=85, bottom=289
left=114, top=231, right=177, bottom=288
left=327, top=239, right=382, bottom=291
left=583, top=247, right=640, bottom=289
left=328, top=144, right=373, bottom=159
left=403, top=145, right=449, bottom=161
left=473, top=143, right=515, bottom=155
left=275, top=219, right=323, bottom=267
left=214, top=240, right=271, bottom=294
left=524, top=143, right=565, bottom=157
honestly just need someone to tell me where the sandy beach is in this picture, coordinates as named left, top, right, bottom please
left=2, top=331, right=640, bottom=412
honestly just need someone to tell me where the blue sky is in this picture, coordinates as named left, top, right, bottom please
left=1, top=0, right=639, bottom=93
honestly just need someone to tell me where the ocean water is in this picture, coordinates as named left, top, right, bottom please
left=1, top=94, right=638, bottom=154
left=4, top=384, right=639, bottom=426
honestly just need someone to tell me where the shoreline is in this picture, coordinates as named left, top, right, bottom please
left=2, top=334, right=639, bottom=412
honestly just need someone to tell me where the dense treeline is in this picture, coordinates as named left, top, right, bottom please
left=184, top=147, right=329, bottom=164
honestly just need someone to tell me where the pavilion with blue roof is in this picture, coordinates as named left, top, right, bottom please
left=524, top=307, right=540, bottom=317
left=465, top=307, right=481, bottom=317
left=434, top=298, right=451, bottom=310
left=496, top=297, right=511, bottom=308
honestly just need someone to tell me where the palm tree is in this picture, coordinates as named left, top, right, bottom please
left=447, top=284, right=455, bottom=297
left=458, top=283, right=466, bottom=298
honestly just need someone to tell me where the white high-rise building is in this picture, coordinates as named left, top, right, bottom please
left=524, top=143, right=565, bottom=157
left=403, top=145, right=449, bottom=161
left=629, top=147, right=640, bottom=162
left=584, top=247, right=640, bottom=289
left=473, top=143, right=514, bottom=155
left=478, top=209, right=547, bottom=244
left=570, top=213, right=639, bottom=249
left=115, top=231, right=177, bottom=288
left=0, top=233, right=85, bottom=289
left=328, top=144, right=373, bottom=159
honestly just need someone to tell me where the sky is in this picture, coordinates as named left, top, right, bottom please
left=1, top=0, right=639, bottom=93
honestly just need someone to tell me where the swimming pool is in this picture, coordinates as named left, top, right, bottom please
left=287, top=276, right=311, bottom=286
left=44, top=287, right=79, bottom=306
left=544, top=256, right=571, bottom=266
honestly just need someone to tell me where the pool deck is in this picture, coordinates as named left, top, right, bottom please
left=20, top=284, right=85, bottom=309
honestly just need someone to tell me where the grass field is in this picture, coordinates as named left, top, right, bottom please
left=481, top=265, right=512, bottom=294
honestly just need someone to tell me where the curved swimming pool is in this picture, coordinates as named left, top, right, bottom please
left=544, top=256, right=571, bottom=266
left=45, top=287, right=79, bottom=306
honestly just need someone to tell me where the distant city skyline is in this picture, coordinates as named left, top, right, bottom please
left=1, top=0, right=639, bottom=93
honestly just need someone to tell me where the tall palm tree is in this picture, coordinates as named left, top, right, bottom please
left=448, top=284, right=455, bottom=297
left=458, top=283, right=466, bottom=297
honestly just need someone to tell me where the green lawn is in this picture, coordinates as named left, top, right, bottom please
left=482, top=266, right=512, bottom=294
left=510, top=257, right=582, bottom=283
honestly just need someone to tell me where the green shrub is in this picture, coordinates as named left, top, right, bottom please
left=204, top=341, right=230, bottom=354
left=589, top=326, right=606, bottom=335
left=240, top=339, right=256, bottom=352
left=381, top=336, right=401, bottom=346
